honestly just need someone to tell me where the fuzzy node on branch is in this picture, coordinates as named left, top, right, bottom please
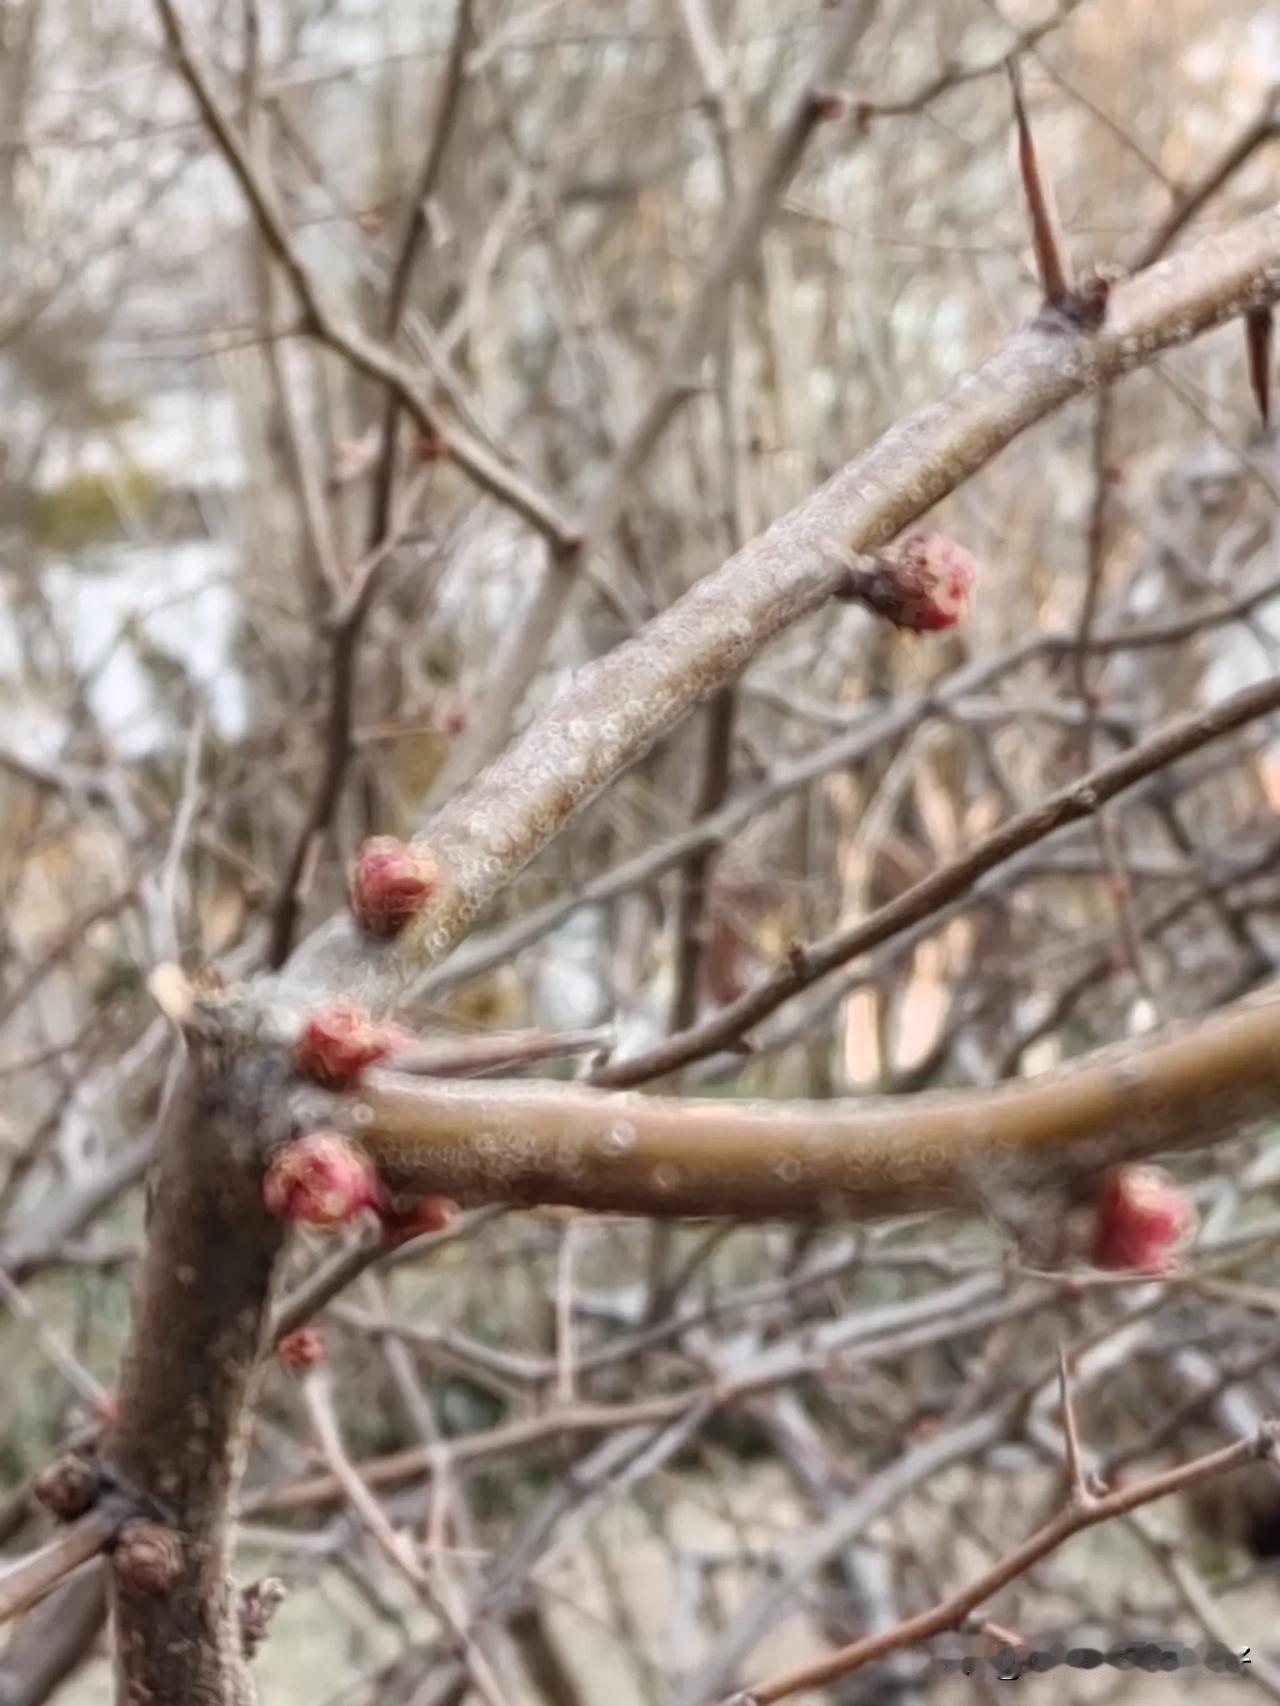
left=113, top=1521, right=183, bottom=1596
left=238, top=1576, right=288, bottom=1661
left=1050, top=263, right=1117, bottom=331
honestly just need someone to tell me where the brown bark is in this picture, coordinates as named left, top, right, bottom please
left=346, top=986, right=1280, bottom=1220
left=107, top=1053, right=289, bottom=1703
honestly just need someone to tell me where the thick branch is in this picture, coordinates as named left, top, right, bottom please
left=426, top=0, right=877, bottom=793
left=328, top=987, right=1280, bottom=1219
left=105, top=1054, right=291, bottom=1704
left=424, top=564, right=1280, bottom=996
left=282, top=203, right=1280, bottom=1011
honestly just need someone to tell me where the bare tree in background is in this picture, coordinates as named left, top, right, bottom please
left=5, top=2, right=1280, bottom=1702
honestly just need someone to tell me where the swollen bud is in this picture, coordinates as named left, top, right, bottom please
left=839, top=532, right=977, bottom=632
left=1091, top=1165, right=1194, bottom=1274
left=262, top=1132, right=382, bottom=1229
left=295, top=1003, right=407, bottom=1087
left=276, top=1328, right=327, bottom=1372
left=351, top=836, right=440, bottom=940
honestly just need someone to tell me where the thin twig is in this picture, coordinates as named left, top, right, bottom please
left=741, top=1423, right=1278, bottom=1703
left=597, top=667, right=1280, bottom=1083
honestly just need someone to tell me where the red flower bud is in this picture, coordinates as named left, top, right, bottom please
left=377, top=1194, right=458, bottom=1243
left=295, top=1003, right=407, bottom=1088
left=842, top=533, right=977, bottom=632
left=351, top=836, right=440, bottom=940
left=276, top=1328, right=326, bottom=1372
left=1091, top=1165, right=1194, bottom=1274
left=263, top=1132, right=382, bottom=1229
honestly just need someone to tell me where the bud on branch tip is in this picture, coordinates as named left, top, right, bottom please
left=351, top=836, right=440, bottom=940
left=836, top=533, right=978, bottom=632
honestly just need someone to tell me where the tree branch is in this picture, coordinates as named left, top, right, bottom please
left=740, top=1422, right=1278, bottom=1703
left=0, top=1510, right=123, bottom=1627
left=323, top=985, right=1280, bottom=1219
left=281, top=202, right=1280, bottom=1013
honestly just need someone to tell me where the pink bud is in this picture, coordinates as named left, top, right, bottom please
left=295, top=1003, right=407, bottom=1088
left=276, top=1328, right=327, bottom=1372
left=1091, top=1165, right=1194, bottom=1274
left=262, top=1132, right=382, bottom=1229
left=351, top=836, right=440, bottom=940
left=846, top=533, right=977, bottom=632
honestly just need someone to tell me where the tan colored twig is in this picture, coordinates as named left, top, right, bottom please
left=1056, top=1344, right=1088, bottom=1503
left=299, top=1370, right=510, bottom=1706
left=151, top=0, right=575, bottom=551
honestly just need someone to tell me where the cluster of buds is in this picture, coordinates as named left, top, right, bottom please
left=351, top=836, right=440, bottom=941
left=835, top=532, right=977, bottom=633
left=272, top=839, right=457, bottom=1243
left=1090, top=1165, right=1195, bottom=1274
